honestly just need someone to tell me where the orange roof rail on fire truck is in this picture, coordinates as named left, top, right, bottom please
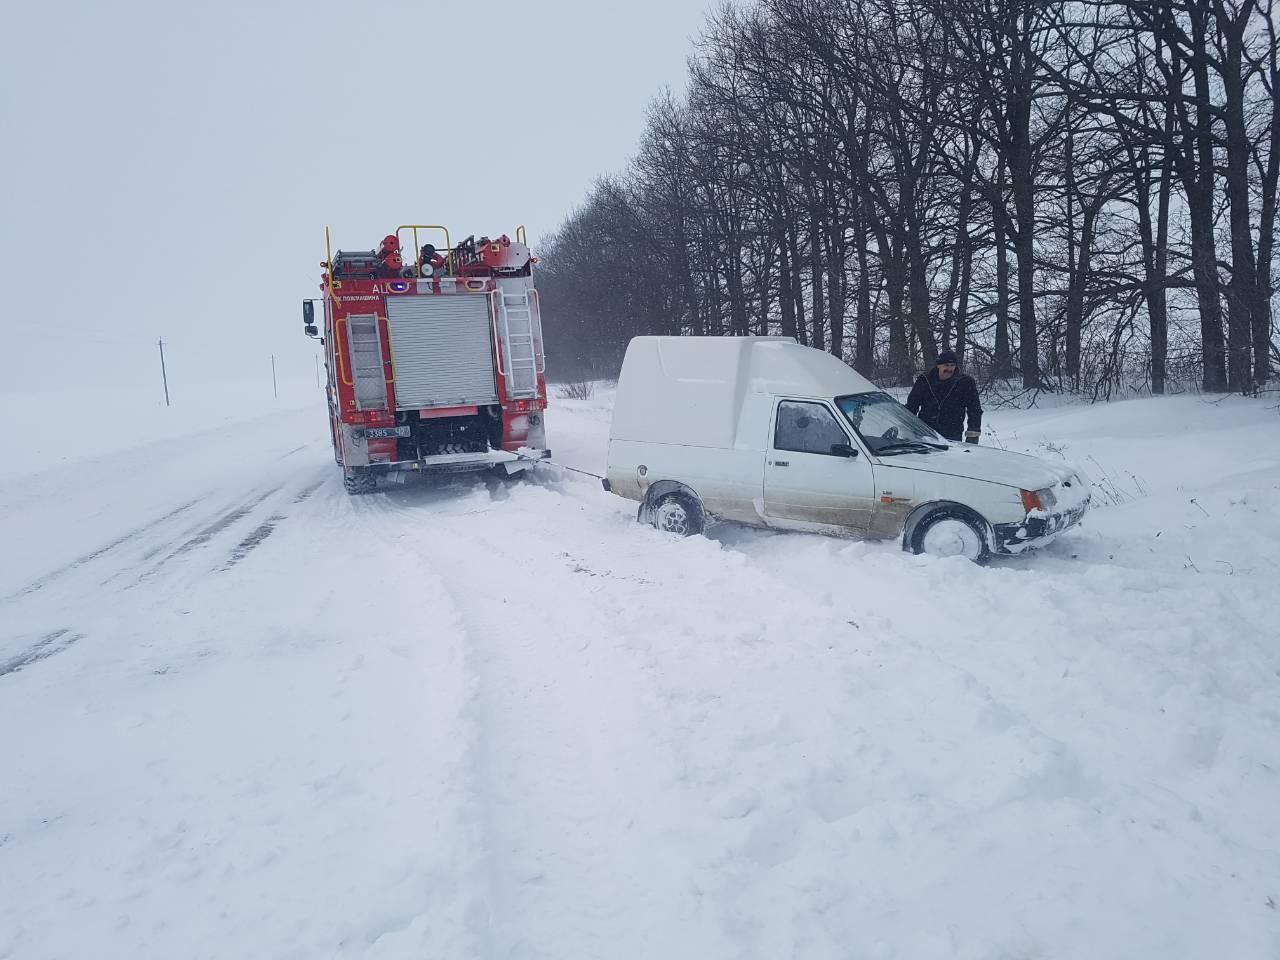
left=301, top=222, right=549, bottom=494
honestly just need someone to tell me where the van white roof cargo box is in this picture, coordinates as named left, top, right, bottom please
left=611, top=336, right=877, bottom=450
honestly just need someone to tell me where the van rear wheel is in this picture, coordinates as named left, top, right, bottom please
left=651, top=492, right=704, bottom=538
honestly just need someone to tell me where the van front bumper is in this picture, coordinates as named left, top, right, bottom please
left=993, top=501, right=1089, bottom=554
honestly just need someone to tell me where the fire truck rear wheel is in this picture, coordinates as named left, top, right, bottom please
left=343, top=470, right=377, bottom=495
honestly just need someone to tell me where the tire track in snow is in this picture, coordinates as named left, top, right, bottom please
left=5, top=499, right=199, bottom=601
left=3, top=486, right=491, bottom=958
left=358, top=485, right=693, bottom=957
left=0, top=628, right=85, bottom=678
left=129, top=486, right=284, bottom=585
left=291, top=477, right=327, bottom=503
left=127, top=468, right=331, bottom=585
left=343, top=491, right=501, bottom=956
left=218, top=477, right=331, bottom=571
left=3, top=473, right=327, bottom=598
left=350, top=492, right=512, bottom=953
left=219, top=515, right=287, bottom=571
left=127, top=475, right=327, bottom=573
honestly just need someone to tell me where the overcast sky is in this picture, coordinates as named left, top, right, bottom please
left=0, top=0, right=717, bottom=398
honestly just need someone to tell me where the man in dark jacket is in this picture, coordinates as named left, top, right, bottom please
left=905, top=350, right=983, bottom=442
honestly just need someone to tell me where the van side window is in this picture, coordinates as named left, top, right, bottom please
left=774, top=401, right=850, bottom=455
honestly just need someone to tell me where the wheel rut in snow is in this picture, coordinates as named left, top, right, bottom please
left=131, top=486, right=284, bottom=585
left=218, top=476, right=330, bottom=570
left=100, top=473, right=329, bottom=587
left=220, top=515, right=287, bottom=570
left=4, top=499, right=200, bottom=601
left=356, top=496, right=507, bottom=947
left=0, top=629, right=85, bottom=678
left=357, top=490, right=684, bottom=954
left=291, top=478, right=327, bottom=503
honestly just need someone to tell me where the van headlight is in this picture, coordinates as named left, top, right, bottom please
left=1020, top=488, right=1056, bottom=513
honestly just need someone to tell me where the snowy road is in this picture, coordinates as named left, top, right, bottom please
left=2, top=392, right=1278, bottom=959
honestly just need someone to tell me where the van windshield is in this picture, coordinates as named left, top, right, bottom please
left=836, top=392, right=945, bottom=453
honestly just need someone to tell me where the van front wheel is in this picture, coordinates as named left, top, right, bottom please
left=651, top=492, right=705, bottom=538
left=910, top=508, right=987, bottom=561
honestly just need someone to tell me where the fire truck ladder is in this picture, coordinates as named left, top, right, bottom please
left=497, top=291, right=542, bottom=399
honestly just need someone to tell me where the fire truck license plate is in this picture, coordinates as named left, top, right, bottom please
left=365, top=426, right=410, bottom=439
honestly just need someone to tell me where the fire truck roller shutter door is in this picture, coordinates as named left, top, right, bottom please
left=385, top=295, right=501, bottom=408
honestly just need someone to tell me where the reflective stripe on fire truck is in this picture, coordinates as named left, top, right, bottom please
left=385, top=295, right=501, bottom=408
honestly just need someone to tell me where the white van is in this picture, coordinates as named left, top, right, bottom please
left=604, top=337, right=1088, bottom=560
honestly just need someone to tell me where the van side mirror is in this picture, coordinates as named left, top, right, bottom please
left=830, top=443, right=859, bottom=458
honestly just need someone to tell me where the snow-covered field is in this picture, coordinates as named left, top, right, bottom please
left=1, top=387, right=1278, bottom=959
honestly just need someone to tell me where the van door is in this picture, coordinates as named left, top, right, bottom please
left=764, top=399, right=877, bottom=531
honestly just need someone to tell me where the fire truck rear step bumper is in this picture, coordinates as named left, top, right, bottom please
left=373, top=448, right=551, bottom=476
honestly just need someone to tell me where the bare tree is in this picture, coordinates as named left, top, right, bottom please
left=538, top=0, right=1278, bottom=396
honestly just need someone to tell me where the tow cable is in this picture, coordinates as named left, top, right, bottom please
left=510, top=450, right=610, bottom=489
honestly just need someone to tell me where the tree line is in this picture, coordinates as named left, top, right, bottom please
left=537, top=0, right=1280, bottom=398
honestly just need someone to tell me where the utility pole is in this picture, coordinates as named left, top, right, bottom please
left=270, top=354, right=278, bottom=399
left=314, top=353, right=320, bottom=388
left=158, top=338, right=170, bottom=407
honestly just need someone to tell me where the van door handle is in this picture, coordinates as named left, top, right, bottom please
left=772, top=460, right=790, bottom=467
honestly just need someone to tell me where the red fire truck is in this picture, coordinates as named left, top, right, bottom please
left=303, top=224, right=549, bottom=494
